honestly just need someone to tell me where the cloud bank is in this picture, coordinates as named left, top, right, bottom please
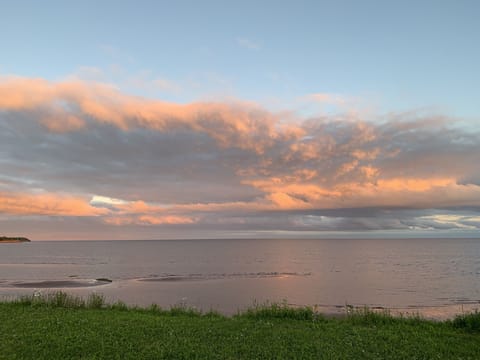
left=1, top=76, right=479, bottom=239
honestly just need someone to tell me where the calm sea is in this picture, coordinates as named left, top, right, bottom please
left=1, top=238, right=479, bottom=318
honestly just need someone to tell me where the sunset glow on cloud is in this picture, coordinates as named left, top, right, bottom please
left=0, top=0, right=477, bottom=239
left=1, top=75, right=479, bottom=239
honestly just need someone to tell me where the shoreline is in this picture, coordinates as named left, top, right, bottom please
left=3, top=291, right=478, bottom=320
left=2, top=238, right=479, bottom=322
left=0, top=286, right=478, bottom=321
left=0, top=237, right=30, bottom=243
left=0, top=240, right=30, bottom=243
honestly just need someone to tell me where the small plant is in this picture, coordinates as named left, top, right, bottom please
left=344, top=305, right=426, bottom=326
left=49, top=291, right=85, bottom=308
left=147, top=303, right=162, bottom=313
left=452, top=311, right=480, bottom=332
left=15, top=292, right=105, bottom=309
left=110, top=300, right=129, bottom=311
left=203, top=309, right=223, bottom=318
left=346, top=306, right=393, bottom=324
left=238, top=300, right=322, bottom=321
left=169, top=304, right=202, bottom=317
left=87, top=293, right=105, bottom=309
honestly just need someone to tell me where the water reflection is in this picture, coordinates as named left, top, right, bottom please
left=1, top=238, right=479, bottom=318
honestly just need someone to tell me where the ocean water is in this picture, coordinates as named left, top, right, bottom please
left=1, top=238, right=479, bottom=318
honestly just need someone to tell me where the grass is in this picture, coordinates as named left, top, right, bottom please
left=452, top=311, right=480, bottom=332
left=0, top=292, right=479, bottom=359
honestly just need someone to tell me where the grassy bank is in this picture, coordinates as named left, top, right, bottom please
left=1, top=293, right=479, bottom=359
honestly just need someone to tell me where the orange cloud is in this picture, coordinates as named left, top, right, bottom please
left=2, top=75, right=480, bottom=230
left=307, top=93, right=346, bottom=105
left=115, top=200, right=165, bottom=214
left=40, top=114, right=86, bottom=133
left=376, top=177, right=455, bottom=192
left=360, top=165, right=379, bottom=179
left=0, top=76, right=294, bottom=153
left=235, top=176, right=480, bottom=211
left=138, top=215, right=196, bottom=225
left=265, top=192, right=309, bottom=209
left=0, top=77, right=55, bottom=109
left=352, top=148, right=380, bottom=160
left=0, top=192, right=107, bottom=216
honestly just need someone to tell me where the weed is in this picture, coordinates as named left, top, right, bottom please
left=452, top=311, right=480, bottom=332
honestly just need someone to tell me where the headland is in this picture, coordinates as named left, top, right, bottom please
left=0, top=236, right=30, bottom=243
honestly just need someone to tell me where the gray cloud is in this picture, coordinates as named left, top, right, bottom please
left=1, top=77, right=480, bottom=239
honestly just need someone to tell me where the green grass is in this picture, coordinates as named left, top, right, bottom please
left=452, top=311, right=480, bottom=333
left=1, top=293, right=479, bottom=359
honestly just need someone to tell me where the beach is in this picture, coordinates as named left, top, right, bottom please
left=1, top=238, right=479, bottom=320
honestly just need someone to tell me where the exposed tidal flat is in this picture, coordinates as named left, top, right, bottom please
left=1, top=292, right=480, bottom=359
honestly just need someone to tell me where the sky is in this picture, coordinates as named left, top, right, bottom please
left=1, top=0, right=479, bottom=240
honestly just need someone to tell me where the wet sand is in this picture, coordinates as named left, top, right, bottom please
left=138, top=272, right=311, bottom=282
left=2, top=279, right=112, bottom=288
left=2, top=239, right=479, bottom=320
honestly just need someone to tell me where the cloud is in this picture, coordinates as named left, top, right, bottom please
left=307, top=93, right=346, bottom=105
left=98, top=44, right=134, bottom=63
left=152, top=78, right=181, bottom=94
left=1, top=75, right=480, bottom=238
left=0, top=191, right=106, bottom=216
left=0, top=76, right=280, bottom=153
left=40, top=113, right=86, bottom=133
left=104, top=215, right=196, bottom=226
left=236, top=37, right=261, bottom=50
